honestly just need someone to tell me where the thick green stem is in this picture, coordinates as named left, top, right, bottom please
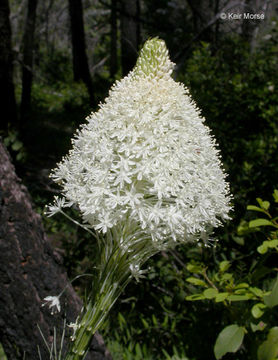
left=64, top=222, right=159, bottom=360
left=65, top=246, right=133, bottom=360
left=65, top=286, right=123, bottom=359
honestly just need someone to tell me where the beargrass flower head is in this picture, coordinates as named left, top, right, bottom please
left=50, top=38, right=231, bottom=247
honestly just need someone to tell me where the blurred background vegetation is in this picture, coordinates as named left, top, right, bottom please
left=1, top=0, right=278, bottom=359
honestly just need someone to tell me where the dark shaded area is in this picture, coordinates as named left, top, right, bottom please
left=0, top=0, right=17, bottom=131
left=120, top=0, right=140, bottom=76
left=110, top=0, right=118, bottom=79
left=69, top=0, right=94, bottom=104
left=0, top=141, right=112, bottom=360
left=20, top=0, right=38, bottom=127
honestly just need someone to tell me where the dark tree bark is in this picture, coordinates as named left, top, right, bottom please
left=0, top=0, right=17, bottom=131
left=68, top=0, right=94, bottom=104
left=110, top=0, right=118, bottom=79
left=0, top=140, right=112, bottom=360
left=120, top=0, right=140, bottom=76
left=20, top=0, right=38, bottom=127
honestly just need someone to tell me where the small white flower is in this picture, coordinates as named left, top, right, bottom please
left=94, top=212, right=114, bottom=233
left=42, top=295, right=61, bottom=314
left=44, top=196, right=72, bottom=217
left=68, top=321, right=79, bottom=341
left=129, top=263, right=147, bottom=282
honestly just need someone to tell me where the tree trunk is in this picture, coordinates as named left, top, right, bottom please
left=186, top=0, right=206, bottom=33
left=0, top=0, right=18, bottom=132
left=120, top=0, right=140, bottom=76
left=110, top=0, right=118, bottom=79
left=68, top=0, right=94, bottom=104
left=241, top=0, right=257, bottom=49
left=20, top=0, right=38, bottom=127
left=186, top=0, right=214, bottom=43
left=0, top=141, right=112, bottom=360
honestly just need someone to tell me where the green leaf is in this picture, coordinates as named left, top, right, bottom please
left=219, top=261, right=230, bottom=272
left=227, top=294, right=252, bottom=301
left=257, top=327, right=278, bottom=360
left=215, top=292, right=229, bottom=302
left=203, top=288, right=218, bottom=299
left=3, top=137, right=10, bottom=146
left=234, top=283, right=249, bottom=289
left=249, top=219, right=274, bottom=228
left=256, top=198, right=263, bottom=206
left=214, top=324, right=245, bottom=359
left=232, top=236, right=245, bottom=245
left=162, top=315, right=168, bottom=328
left=16, top=152, right=24, bottom=161
left=237, top=220, right=249, bottom=236
left=251, top=321, right=266, bottom=332
left=247, top=205, right=267, bottom=214
left=268, top=239, right=278, bottom=248
left=251, top=303, right=266, bottom=318
left=162, top=349, right=171, bottom=360
left=249, top=287, right=264, bottom=297
left=186, top=277, right=206, bottom=286
left=11, top=140, right=23, bottom=151
left=141, top=318, right=149, bottom=329
left=186, top=293, right=206, bottom=301
left=267, top=327, right=278, bottom=342
left=256, top=198, right=270, bottom=210
left=273, top=189, right=278, bottom=203
left=135, top=343, right=143, bottom=357
left=186, top=263, right=203, bottom=274
left=262, top=201, right=270, bottom=210
left=220, top=273, right=233, bottom=282
left=264, top=278, right=278, bottom=308
left=258, top=239, right=278, bottom=254
left=234, top=288, right=248, bottom=295
left=118, top=312, right=126, bottom=324
left=257, top=242, right=269, bottom=254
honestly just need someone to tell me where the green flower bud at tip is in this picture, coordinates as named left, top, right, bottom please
left=133, top=37, right=174, bottom=79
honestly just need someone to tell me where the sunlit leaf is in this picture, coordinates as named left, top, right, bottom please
left=251, top=303, right=266, bottom=318
left=186, top=277, right=206, bottom=286
left=264, top=278, right=278, bottom=308
left=227, top=294, right=252, bottom=301
left=249, top=219, right=274, bottom=228
left=219, top=261, right=230, bottom=272
left=251, top=321, right=266, bottom=332
left=273, top=189, right=278, bottom=203
left=215, top=292, right=229, bottom=302
left=186, top=293, right=206, bottom=301
left=257, top=327, right=278, bottom=360
left=214, top=324, right=245, bottom=359
left=247, top=205, right=267, bottom=213
left=203, top=288, right=218, bottom=299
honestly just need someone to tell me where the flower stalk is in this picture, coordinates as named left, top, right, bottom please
left=65, top=222, right=158, bottom=359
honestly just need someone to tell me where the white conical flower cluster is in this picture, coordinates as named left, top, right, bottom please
left=50, top=38, right=231, bottom=246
